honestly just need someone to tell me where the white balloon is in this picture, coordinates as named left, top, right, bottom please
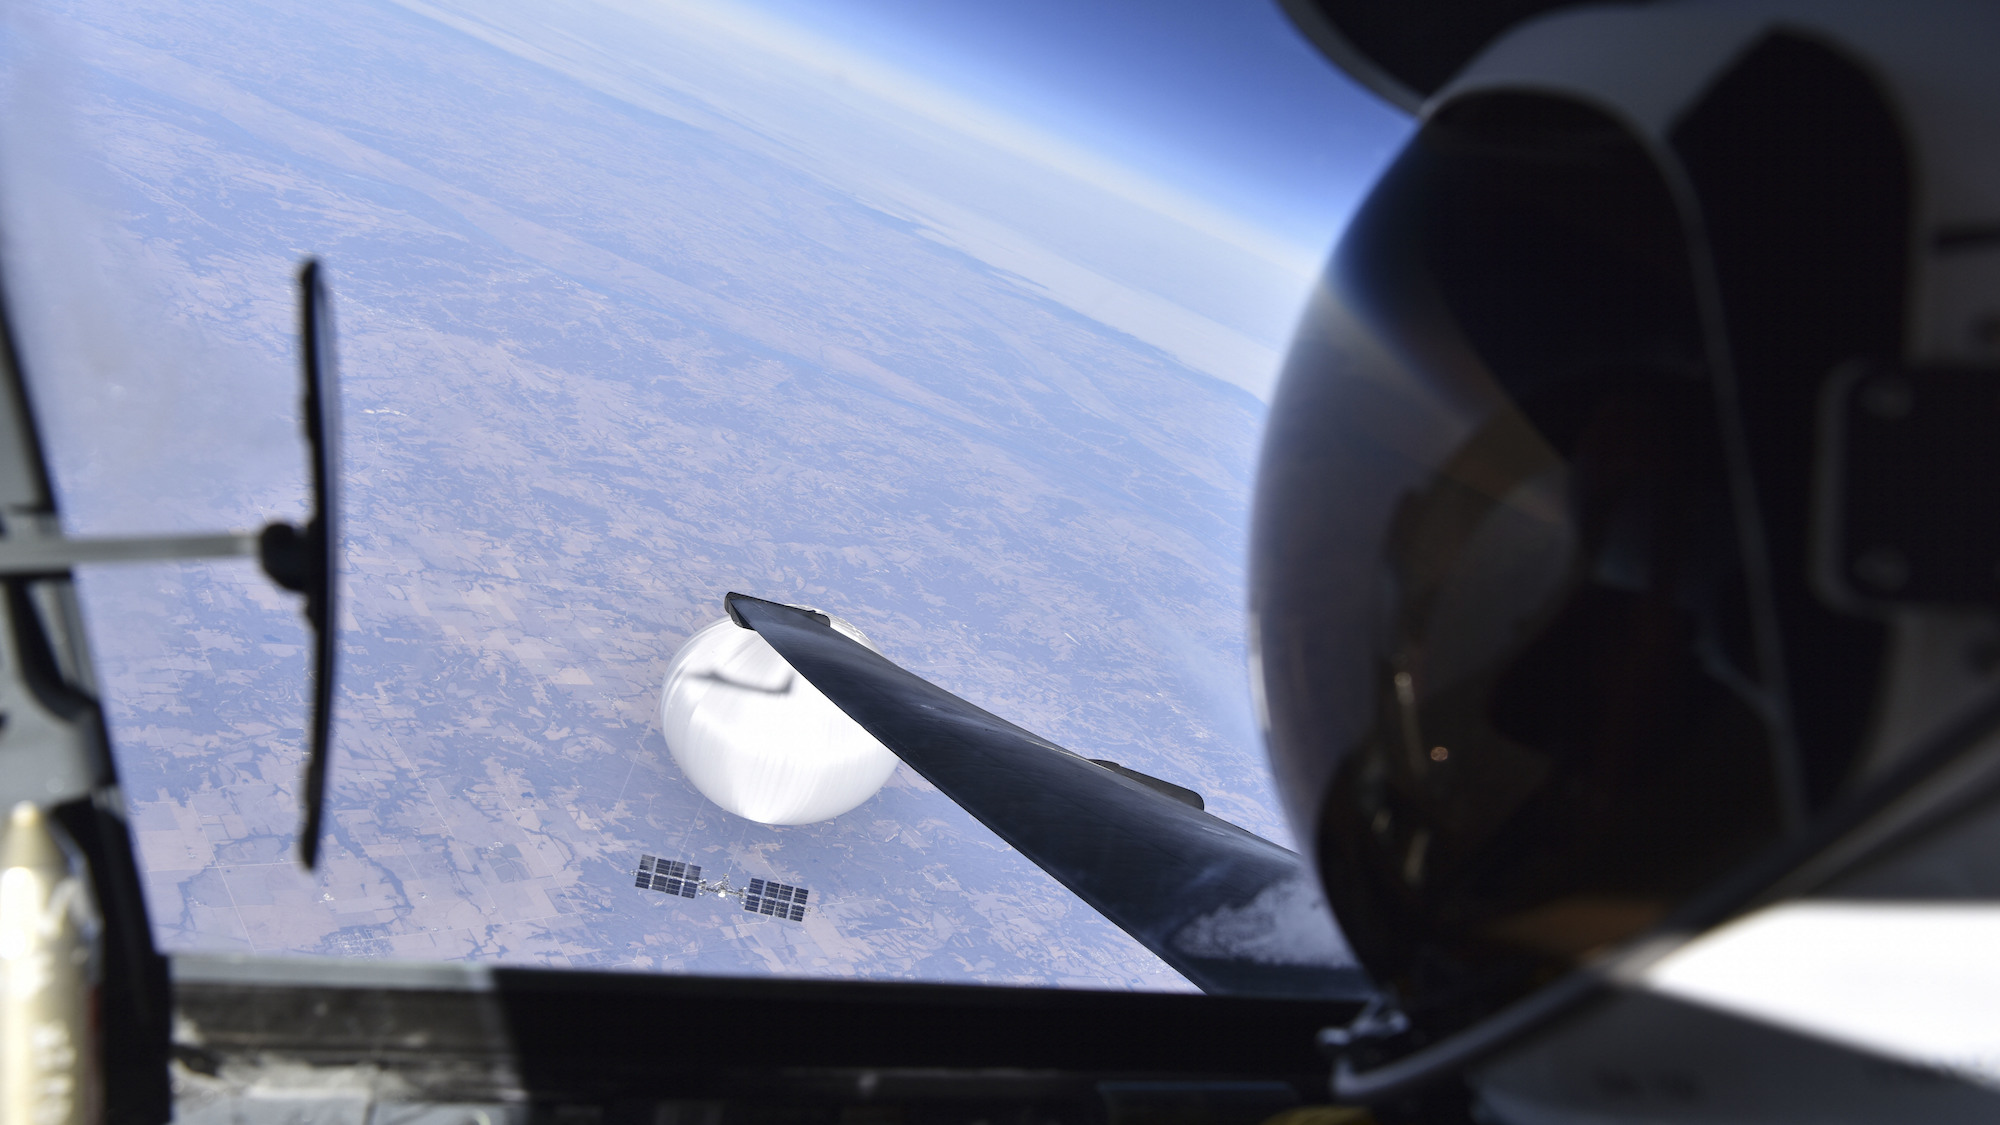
left=658, top=615, right=899, bottom=825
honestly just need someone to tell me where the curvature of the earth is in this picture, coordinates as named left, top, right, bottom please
left=8, top=0, right=1320, bottom=989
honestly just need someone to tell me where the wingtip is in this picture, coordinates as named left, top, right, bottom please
left=723, top=591, right=753, bottom=629
left=723, top=592, right=831, bottom=630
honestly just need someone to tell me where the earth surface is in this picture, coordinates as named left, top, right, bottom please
left=4, top=0, right=1331, bottom=990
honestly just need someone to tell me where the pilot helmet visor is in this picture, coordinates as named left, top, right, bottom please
left=1249, top=82, right=1903, bottom=1044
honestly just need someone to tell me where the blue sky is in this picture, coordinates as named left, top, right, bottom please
left=735, top=0, right=1412, bottom=260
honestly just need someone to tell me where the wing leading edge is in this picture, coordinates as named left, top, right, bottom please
left=723, top=593, right=1371, bottom=1000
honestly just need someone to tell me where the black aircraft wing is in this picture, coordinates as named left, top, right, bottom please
left=724, top=593, right=1371, bottom=1000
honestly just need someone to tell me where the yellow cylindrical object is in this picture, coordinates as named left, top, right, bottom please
left=0, top=802, right=98, bottom=1125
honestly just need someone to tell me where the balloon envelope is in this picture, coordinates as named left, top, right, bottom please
left=659, top=616, right=899, bottom=825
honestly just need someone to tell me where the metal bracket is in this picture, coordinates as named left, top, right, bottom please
left=1814, top=359, right=2000, bottom=608
left=1316, top=997, right=1410, bottom=1053
left=0, top=532, right=259, bottom=575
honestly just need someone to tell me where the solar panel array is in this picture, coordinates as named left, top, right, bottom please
left=743, top=878, right=809, bottom=922
left=634, top=854, right=702, bottom=899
